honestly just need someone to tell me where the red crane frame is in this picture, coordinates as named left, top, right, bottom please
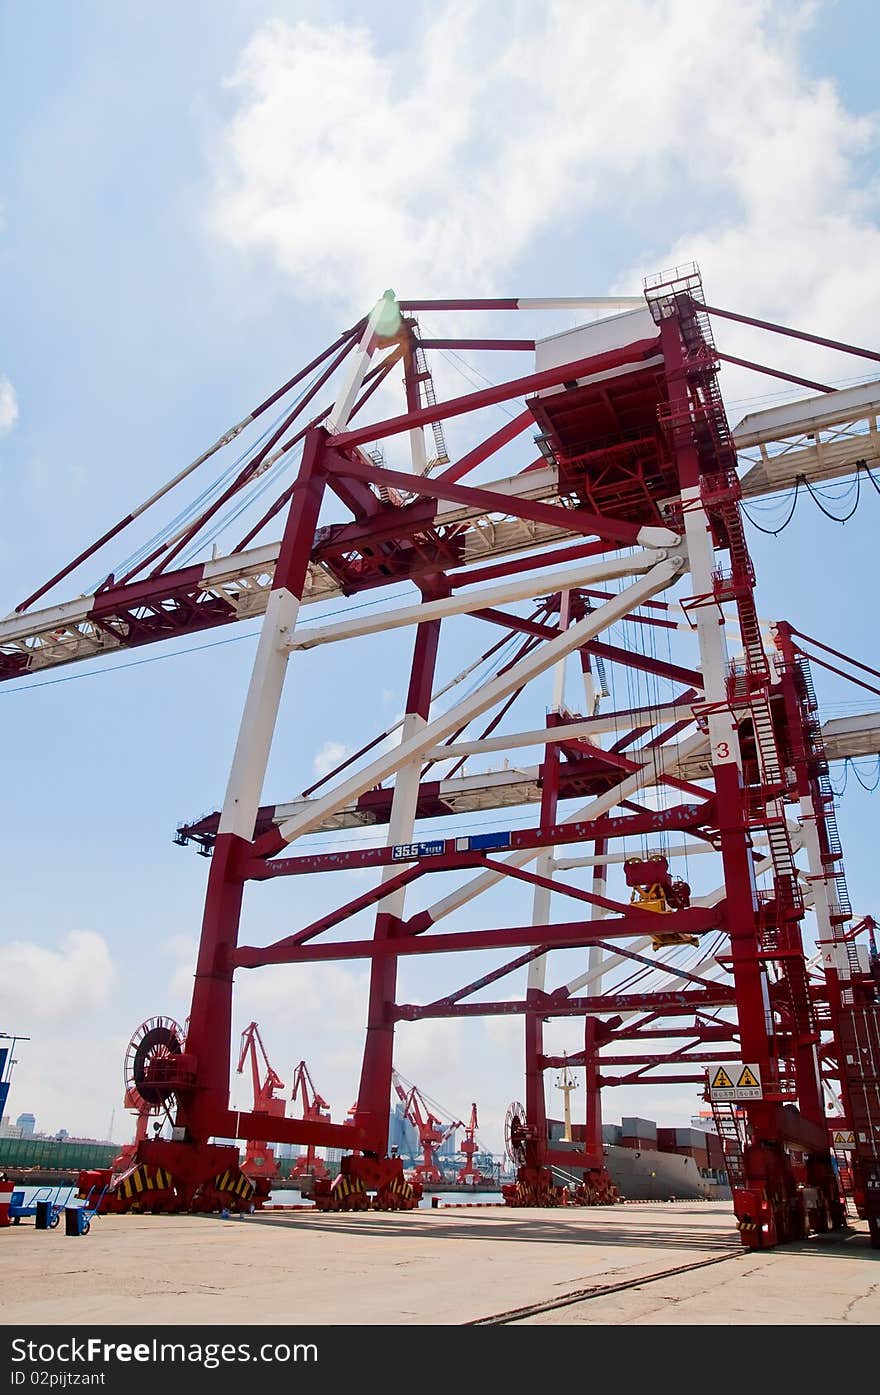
left=13, top=269, right=880, bottom=1243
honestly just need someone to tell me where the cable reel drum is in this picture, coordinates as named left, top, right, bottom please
left=124, top=1016, right=186, bottom=1114
left=504, top=1100, right=529, bottom=1168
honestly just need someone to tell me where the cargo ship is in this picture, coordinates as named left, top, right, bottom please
left=548, top=1114, right=732, bottom=1202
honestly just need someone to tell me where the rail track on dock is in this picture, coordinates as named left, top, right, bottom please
left=467, top=1248, right=747, bottom=1324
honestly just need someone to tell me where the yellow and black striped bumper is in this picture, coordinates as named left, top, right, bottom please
left=214, top=1169, right=255, bottom=1201
left=115, top=1165, right=174, bottom=1200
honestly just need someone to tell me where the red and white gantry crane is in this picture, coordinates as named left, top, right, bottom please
left=7, top=271, right=880, bottom=1244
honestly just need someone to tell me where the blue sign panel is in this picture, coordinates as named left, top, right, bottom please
left=466, top=832, right=512, bottom=852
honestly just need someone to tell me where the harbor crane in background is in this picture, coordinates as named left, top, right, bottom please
left=392, top=1071, right=462, bottom=1184
left=236, top=1022, right=286, bottom=1182
left=289, top=1060, right=331, bottom=1180
left=456, top=1103, right=490, bottom=1185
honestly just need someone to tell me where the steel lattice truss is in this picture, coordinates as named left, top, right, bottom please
left=10, top=268, right=880, bottom=1243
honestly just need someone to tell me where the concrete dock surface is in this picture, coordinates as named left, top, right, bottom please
left=1, top=1201, right=877, bottom=1326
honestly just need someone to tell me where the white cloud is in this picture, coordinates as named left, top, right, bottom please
left=394, top=1016, right=467, bottom=1084
left=210, top=0, right=879, bottom=368
left=483, top=1012, right=523, bottom=1052
left=0, top=930, right=115, bottom=1024
left=235, top=960, right=369, bottom=1027
left=3, top=1031, right=130, bottom=1143
left=0, top=376, right=19, bottom=435
left=312, top=739, right=352, bottom=777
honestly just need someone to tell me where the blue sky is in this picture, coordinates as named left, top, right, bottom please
left=1, top=0, right=879, bottom=1154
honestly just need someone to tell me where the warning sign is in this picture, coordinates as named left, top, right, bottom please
left=710, top=1067, right=735, bottom=1090
left=831, top=1130, right=856, bottom=1151
left=708, top=1063, right=763, bottom=1101
left=737, top=1066, right=760, bottom=1090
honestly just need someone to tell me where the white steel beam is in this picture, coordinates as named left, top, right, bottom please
left=273, top=557, right=685, bottom=846
left=679, top=486, right=741, bottom=771
left=325, top=294, right=396, bottom=435
left=218, top=587, right=300, bottom=839
left=736, top=378, right=880, bottom=498
left=528, top=594, right=571, bottom=994
left=423, top=704, right=698, bottom=762
left=554, top=840, right=766, bottom=870
left=286, top=551, right=671, bottom=651
left=518, top=298, right=645, bottom=311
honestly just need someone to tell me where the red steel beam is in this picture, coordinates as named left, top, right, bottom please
left=327, top=337, right=661, bottom=451
left=233, top=351, right=402, bottom=552
left=789, top=629, right=880, bottom=682
left=400, top=299, right=522, bottom=311
left=713, top=351, right=832, bottom=395
left=233, top=907, right=719, bottom=968
left=395, top=986, right=735, bottom=1020
left=243, top=800, right=712, bottom=878
left=421, top=947, right=554, bottom=1011
left=599, top=1074, right=711, bottom=1086
left=694, top=299, right=880, bottom=365
left=418, top=338, right=535, bottom=351
left=437, top=409, right=535, bottom=485
left=327, top=453, right=663, bottom=548
left=215, top=1108, right=366, bottom=1151
left=599, top=1052, right=734, bottom=1066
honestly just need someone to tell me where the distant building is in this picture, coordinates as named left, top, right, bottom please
left=15, top=1112, right=35, bottom=1137
left=388, top=1102, right=419, bottom=1160
left=437, top=1129, right=457, bottom=1159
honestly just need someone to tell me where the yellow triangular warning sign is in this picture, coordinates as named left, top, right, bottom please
left=737, top=1066, right=760, bottom=1089
left=833, top=1132, right=846, bottom=1146
left=711, top=1066, right=735, bottom=1089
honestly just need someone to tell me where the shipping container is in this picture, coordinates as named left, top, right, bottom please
left=0, top=1136, right=118, bottom=1172
left=621, top=1116, right=657, bottom=1141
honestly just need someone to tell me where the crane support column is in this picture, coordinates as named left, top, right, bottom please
left=355, top=614, right=442, bottom=1156
left=658, top=304, right=805, bottom=1247
left=174, top=431, right=329, bottom=1192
